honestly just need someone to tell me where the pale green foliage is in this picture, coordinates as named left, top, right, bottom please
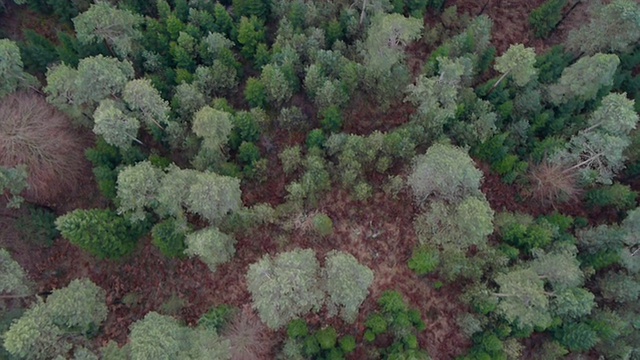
left=155, top=165, right=198, bottom=218
left=495, top=268, right=552, bottom=329
left=408, top=143, right=483, bottom=204
left=279, top=146, right=302, bottom=174
left=620, top=207, right=640, bottom=273
left=0, top=165, right=28, bottom=208
left=246, top=248, right=324, bottom=329
left=323, top=251, right=374, bottom=323
left=44, top=278, right=108, bottom=334
left=0, top=39, right=35, bottom=98
left=494, top=44, right=538, bottom=87
left=192, top=106, right=233, bottom=153
left=550, top=287, right=595, bottom=320
left=567, top=0, right=640, bottom=55
left=116, top=161, right=163, bottom=222
left=549, top=53, right=620, bottom=105
left=193, top=62, right=239, bottom=97
left=587, top=92, right=639, bottom=137
left=363, top=14, right=423, bottom=76
left=172, top=83, right=206, bottom=120
left=45, top=56, right=135, bottom=112
left=260, top=64, right=293, bottom=107
left=123, top=79, right=170, bottom=129
left=415, top=196, right=494, bottom=249
left=184, top=227, right=236, bottom=272
left=405, top=57, right=472, bottom=131
left=93, top=99, right=140, bottom=149
left=3, top=303, right=67, bottom=360
left=186, top=172, right=242, bottom=223
left=199, top=32, right=234, bottom=61
left=529, top=245, right=584, bottom=291
left=598, top=271, right=640, bottom=303
left=73, top=1, right=142, bottom=58
left=3, top=279, right=107, bottom=360
left=128, top=312, right=231, bottom=360
left=0, top=248, right=31, bottom=295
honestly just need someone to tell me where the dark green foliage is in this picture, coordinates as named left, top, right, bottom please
left=585, top=183, right=638, bottom=211
left=325, top=19, right=343, bottom=47
left=232, top=0, right=269, bottom=20
left=18, top=29, right=59, bottom=74
left=529, top=0, right=567, bottom=39
left=55, top=209, right=148, bottom=259
left=408, top=246, right=439, bottom=276
left=287, top=319, right=309, bottom=339
left=244, top=77, right=268, bottom=108
left=237, top=16, right=266, bottom=60
left=230, top=111, right=261, bottom=150
left=365, top=314, right=388, bottom=335
left=303, top=335, right=321, bottom=357
left=320, top=106, right=343, bottom=134
left=316, top=327, right=338, bottom=350
left=15, top=205, right=59, bottom=247
left=502, top=219, right=555, bottom=252
left=307, top=129, right=326, bottom=150
left=151, top=218, right=188, bottom=258
left=213, top=4, right=236, bottom=39
left=92, top=166, right=118, bottom=200
left=198, top=305, right=236, bottom=331
left=554, top=322, right=599, bottom=352
left=535, top=46, right=572, bottom=84
left=542, top=212, right=573, bottom=233
left=237, top=141, right=261, bottom=167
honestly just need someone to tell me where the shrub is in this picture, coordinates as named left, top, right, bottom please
left=312, top=213, right=334, bottom=237
left=151, top=218, right=189, bottom=258
left=56, top=209, right=147, bottom=259
left=0, top=92, right=87, bottom=204
left=408, top=246, right=439, bottom=276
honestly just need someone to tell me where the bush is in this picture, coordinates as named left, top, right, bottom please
left=56, top=209, right=147, bottom=259
left=312, top=213, right=334, bottom=237
left=585, top=183, right=638, bottom=211
left=151, top=218, right=189, bottom=258
left=408, top=246, right=439, bottom=276
left=0, top=92, right=88, bottom=204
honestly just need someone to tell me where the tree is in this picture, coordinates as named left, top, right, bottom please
left=116, top=161, right=163, bottom=222
left=0, top=39, right=36, bottom=98
left=529, top=245, right=584, bottom=291
left=73, top=1, right=143, bottom=58
left=494, top=268, right=553, bottom=330
left=550, top=287, right=595, bottom=320
left=0, top=248, right=31, bottom=296
left=529, top=0, right=567, bottom=39
left=407, top=143, right=483, bottom=205
left=414, top=196, right=494, bottom=249
left=45, top=55, right=135, bottom=114
left=493, top=44, right=538, bottom=88
left=246, top=248, right=324, bottom=329
left=184, top=227, right=236, bottom=272
left=122, top=79, right=170, bottom=130
left=128, top=312, right=231, bottom=360
left=260, top=64, right=293, bottom=107
left=192, top=106, right=233, bottom=155
left=567, top=0, right=640, bottom=55
left=323, top=251, right=374, bottom=323
left=155, top=165, right=199, bottom=219
left=0, top=165, right=28, bottom=208
left=185, top=172, right=242, bottom=223
left=3, top=279, right=107, bottom=360
left=93, top=99, right=141, bottom=149
left=1, top=92, right=87, bottom=204
left=55, top=209, right=144, bottom=259
left=237, top=16, right=266, bottom=60
left=584, top=92, right=639, bottom=137
left=548, top=53, right=619, bottom=105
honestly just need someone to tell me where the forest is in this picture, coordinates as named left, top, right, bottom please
left=0, top=0, right=639, bottom=358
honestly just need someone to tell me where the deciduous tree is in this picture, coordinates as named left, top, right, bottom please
left=548, top=53, right=619, bottom=105
left=494, top=268, right=552, bottom=330
left=185, top=172, right=242, bottom=223
left=73, top=1, right=142, bottom=58
left=408, top=143, right=483, bottom=205
left=493, top=44, right=538, bottom=88
left=184, top=227, right=236, bottom=272
left=116, top=161, right=163, bottom=222
left=323, top=251, right=374, bottom=323
left=122, top=79, right=170, bottom=130
left=93, top=99, right=141, bottom=149
left=246, top=248, right=324, bottom=329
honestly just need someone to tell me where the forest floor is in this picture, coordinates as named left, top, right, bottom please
left=0, top=0, right=625, bottom=359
